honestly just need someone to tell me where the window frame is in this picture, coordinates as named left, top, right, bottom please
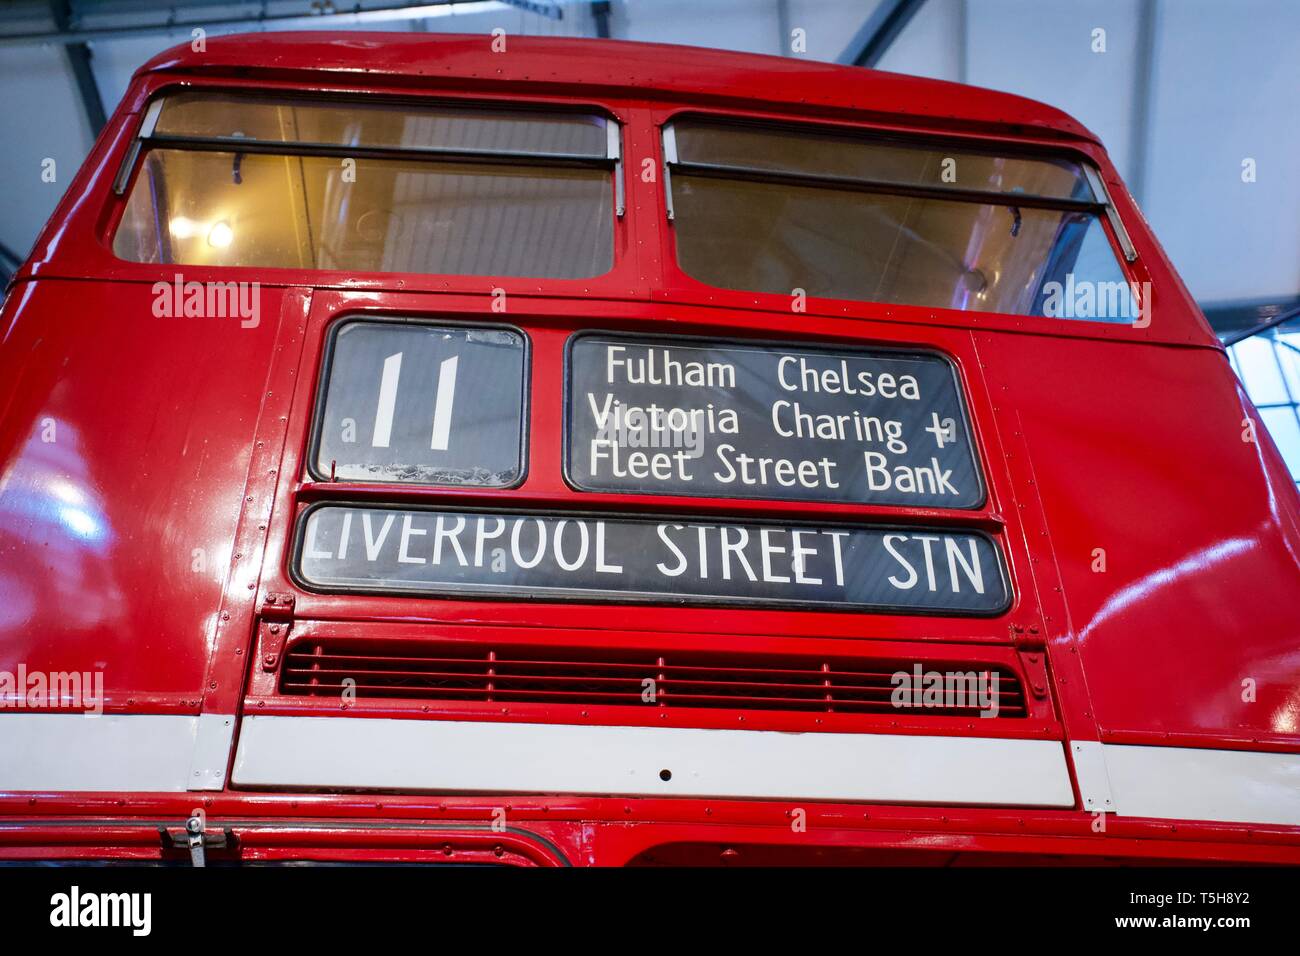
left=109, top=89, right=627, bottom=276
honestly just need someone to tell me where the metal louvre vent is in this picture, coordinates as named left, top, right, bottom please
left=279, top=641, right=1026, bottom=718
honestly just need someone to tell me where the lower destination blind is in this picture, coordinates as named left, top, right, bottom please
left=296, top=505, right=1009, bottom=614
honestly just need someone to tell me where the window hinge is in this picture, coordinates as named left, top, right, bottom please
left=661, top=124, right=678, bottom=221
left=258, top=592, right=295, bottom=672
left=260, top=591, right=296, bottom=621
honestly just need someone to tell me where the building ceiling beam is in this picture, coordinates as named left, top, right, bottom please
left=49, top=0, right=106, bottom=137
left=836, top=0, right=928, bottom=68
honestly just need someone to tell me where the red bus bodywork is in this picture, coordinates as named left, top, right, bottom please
left=1, top=32, right=1297, bottom=866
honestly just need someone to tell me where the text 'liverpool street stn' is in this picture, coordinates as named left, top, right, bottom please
left=298, top=506, right=1009, bottom=613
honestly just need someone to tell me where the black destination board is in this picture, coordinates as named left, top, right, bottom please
left=296, top=505, right=1009, bottom=614
left=565, top=334, right=983, bottom=507
left=312, top=320, right=527, bottom=486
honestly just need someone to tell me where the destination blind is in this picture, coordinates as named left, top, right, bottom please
left=312, top=320, right=527, bottom=486
left=296, top=505, right=1010, bottom=614
left=565, top=334, right=984, bottom=507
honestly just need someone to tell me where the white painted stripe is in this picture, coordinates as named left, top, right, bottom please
left=430, top=355, right=458, bottom=451
left=371, top=351, right=402, bottom=448
left=0, top=714, right=235, bottom=793
left=232, top=716, right=1076, bottom=806
left=9, top=713, right=1292, bottom=826
left=1073, top=742, right=1300, bottom=827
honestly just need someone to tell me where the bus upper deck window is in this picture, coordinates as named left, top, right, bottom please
left=112, top=92, right=618, bottom=278
left=664, top=118, right=1139, bottom=321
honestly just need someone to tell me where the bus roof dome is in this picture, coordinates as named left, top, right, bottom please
left=138, top=31, right=1096, bottom=142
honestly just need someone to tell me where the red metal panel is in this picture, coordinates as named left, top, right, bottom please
left=977, top=332, right=1300, bottom=751
left=0, top=280, right=308, bottom=709
left=0, top=793, right=1297, bottom=864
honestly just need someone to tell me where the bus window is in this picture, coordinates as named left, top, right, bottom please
left=665, top=118, right=1138, bottom=321
left=112, top=93, right=617, bottom=278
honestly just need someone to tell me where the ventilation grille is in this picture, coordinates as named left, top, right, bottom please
left=279, top=641, right=1026, bottom=718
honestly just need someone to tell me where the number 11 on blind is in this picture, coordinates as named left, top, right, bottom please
left=430, top=355, right=458, bottom=451
left=370, top=352, right=459, bottom=451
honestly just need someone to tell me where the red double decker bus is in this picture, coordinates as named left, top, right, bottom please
left=1, top=32, right=1297, bottom=866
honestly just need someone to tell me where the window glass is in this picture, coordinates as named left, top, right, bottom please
left=1260, top=406, right=1300, bottom=477
left=674, top=120, right=1094, bottom=201
left=669, top=121, right=1134, bottom=320
left=113, top=94, right=615, bottom=278
left=1273, top=329, right=1300, bottom=398
left=671, top=173, right=1132, bottom=318
left=1233, top=336, right=1291, bottom=406
left=115, top=149, right=612, bottom=277
left=1228, top=328, right=1300, bottom=489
